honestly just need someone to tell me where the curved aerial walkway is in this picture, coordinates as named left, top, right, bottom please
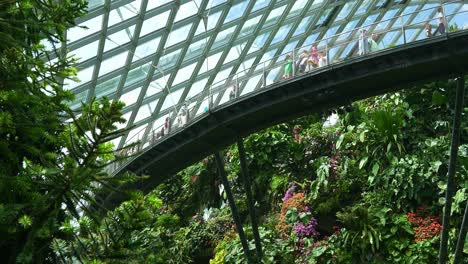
left=102, top=28, right=468, bottom=208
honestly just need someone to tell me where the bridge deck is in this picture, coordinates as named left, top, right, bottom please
left=101, top=30, right=468, bottom=209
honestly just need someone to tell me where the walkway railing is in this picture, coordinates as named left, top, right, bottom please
left=107, top=2, right=468, bottom=175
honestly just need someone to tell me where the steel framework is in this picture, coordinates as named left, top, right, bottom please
left=57, top=0, right=467, bottom=151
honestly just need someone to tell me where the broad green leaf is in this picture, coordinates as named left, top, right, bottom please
left=372, top=163, right=380, bottom=176
left=359, top=130, right=366, bottom=142
left=336, top=134, right=345, bottom=150
left=359, top=156, right=369, bottom=169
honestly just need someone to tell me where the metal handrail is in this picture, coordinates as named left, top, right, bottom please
left=108, top=2, right=467, bottom=174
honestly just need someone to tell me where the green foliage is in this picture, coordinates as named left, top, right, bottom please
left=54, top=193, right=188, bottom=263
left=371, top=155, right=440, bottom=209
left=337, top=204, right=392, bottom=254
left=221, top=227, right=294, bottom=264
left=0, top=1, right=143, bottom=262
left=270, top=175, right=288, bottom=200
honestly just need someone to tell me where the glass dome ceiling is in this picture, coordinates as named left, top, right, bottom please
left=56, top=0, right=467, bottom=149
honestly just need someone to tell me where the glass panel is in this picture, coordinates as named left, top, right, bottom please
left=248, top=32, right=270, bottom=54
left=187, top=78, right=208, bottom=99
left=224, top=45, right=244, bottom=64
left=71, top=40, right=99, bottom=62
left=336, top=19, right=359, bottom=42
left=172, top=62, right=197, bottom=86
left=207, top=0, right=226, bottom=8
left=225, top=1, right=249, bottom=23
left=302, top=32, right=319, bottom=46
left=135, top=103, right=153, bottom=123
left=159, top=49, right=182, bottom=71
left=293, top=16, right=313, bottom=37
left=125, top=63, right=151, bottom=87
left=239, top=15, right=262, bottom=37
left=67, top=15, right=103, bottom=43
left=211, top=26, right=236, bottom=50
left=120, top=87, right=142, bottom=106
left=291, top=0, right=307, bottom=13
left=271, top=23, right=293, bottom=45
left=281, top=40, right=299, bottom=54
left=160, top=88, right=184, bottom=111
left=259, top=49, right=278, bottom=65
left=310, top=0, right=325, bottom=10
left=95, top=75, right=121, bottom=98
left=336, top=0, right=357, bottom=21
left=378, top=8, right=398, bottom=29
left=108, top=1, right=140, bottom=27
left=175, top=1, right=199, bottom=22
left=325, top=25, right=340, bottom=38
left=147, top=0, right=171, bottom=11
left=199, top=52, right=223, bottom=74
left=87, top=0, right=104, bottom=10
left=373, top=0, right=388, bottom=10
left=316, top=7, right=333, bottom=26
left=184, top=38, right=207, bottom=62
left=237, top=57, right=257, bottom=75
left=355, top=0, right=373, bottom=16
left=140, top=11, right=170, bottom=37
left=213, top=67, right=233, bottom=84
left=165, top=23, right=193, bottom=47
left=147, top=77, right=167, bottom=98
left=99, top=51, right=129, bottom=76
left=252, top=0, right=270, bottom=12
left=104, top=26, right=135, bottom=52
left=133, top=37, right=161, bottom=62
left=263, top=6, right=286, bottom=29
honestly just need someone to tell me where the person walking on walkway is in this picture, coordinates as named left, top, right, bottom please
left=309, top=45, right=319, bottom=70
left=229, top=84, right=236, bottom=100
left=368, top=33, right=382, bottom=52
left=297, top=50, right=309, bottom=74
left=433, top=6, right=446, bottom=35
left=425, top=23, right=432, bottom=38
left=358, top=28, right=369, bottom=55
left=283, top=54, right=293, bottom=79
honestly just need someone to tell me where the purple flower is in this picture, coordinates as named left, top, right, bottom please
left=282, top=185, right=296, bottom=202
left=294, top=218, right=319, bottom=237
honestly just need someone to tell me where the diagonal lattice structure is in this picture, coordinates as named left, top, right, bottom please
left=54, top=0, right=467, bottom=150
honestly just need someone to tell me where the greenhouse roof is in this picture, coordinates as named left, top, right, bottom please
left=56, top=0, right=467, bottom=149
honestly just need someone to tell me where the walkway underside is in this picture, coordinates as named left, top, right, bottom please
left=101, top=31, right=468, bottom=209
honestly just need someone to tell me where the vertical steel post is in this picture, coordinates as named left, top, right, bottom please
left=214, top=152, right=253, bottom=263
left=209, top=84, right=213, bottom=110
left=292, top=49, right=296, bottom=77
left=325, top=41, right=330, bottom=65
left=454, top=200, right=468, bottom=263
left=439, top=76, right=465, bottom=264
left=236, top=73, right=239, bottom=98
left=263, top=61, right=266, bottom=88
left=401, top=16, right=406, bottom=44
left=237, top=140, right=263, bottom=261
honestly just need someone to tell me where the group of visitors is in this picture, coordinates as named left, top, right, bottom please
left=359, top=30, right=384, bottom=55
left=283, top=6, right=448, bottom=80
left=118, top=6, right=450, bottom=158
left=119, top=104, right=190, bottom=157
left=283, top=45, right=327, bottom=79
left=425, top=7, right=447, bottom=38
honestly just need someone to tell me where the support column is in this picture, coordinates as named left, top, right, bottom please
left=454, top=200, right=468, bottom=263
left=238, top=140, right=263, bottom=261
left=439, top=76, right=465, bottom=264
left=214, top=152, right=253, bottom=263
